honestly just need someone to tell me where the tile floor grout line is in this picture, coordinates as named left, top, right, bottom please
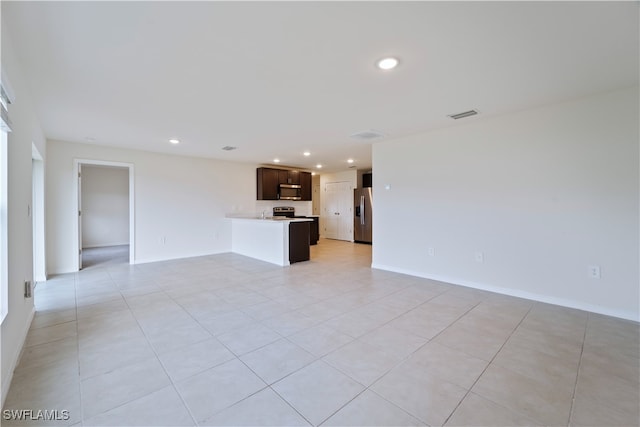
left=73, top=270, right=85, bottom=427
left=177, top=288, right=310, bottom=424
left=151, top=277, right=304, bottom=425
left=294, top=288, right=480, bottom=426
left=367, top=387, right=431, bottom=426
left=266, top=385, right=315, bottom=427
left=315, top=386, right=369, bottom=426
left=188, top=268, right=390, bottom=425
left=440, top=303, right=535, bottom=426
left=338, top=297, right=490, bottom=426
left=567, top=311, right=589, bottom=427
left=253, top=278, right=479, bottom=423
left=141, top=312, right=201, bottom=425
left=103, top=277, right=201, bottom=427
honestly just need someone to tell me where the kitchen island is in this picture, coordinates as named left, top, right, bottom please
left=228, top=216, right=313, bottom=266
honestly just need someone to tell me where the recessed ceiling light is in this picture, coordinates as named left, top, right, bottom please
left=350, top=130, right=386, bottom=140
left=273, top=158, right=280, bottom=163
left=303, top=151, right=311, bottom=157
left=347, top=159, right=354, bottom=164
left=169, top=139, right=180, bottom=144
left=316, top=164, right=322, bottom=169
left=376, top=57, right=399, bottom=70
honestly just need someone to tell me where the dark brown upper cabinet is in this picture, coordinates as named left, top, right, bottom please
left=300, top=172, right=312, bottom=201
left=257, top=167, right=280, bottom=200
left=257, top=168, right=312, bottom=201
left=288, top=170, right=300, bottom=185
left=278, top=169, right=300, bottom=185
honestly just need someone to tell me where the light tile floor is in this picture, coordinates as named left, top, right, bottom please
left=3, top=240, right=639, bottom=426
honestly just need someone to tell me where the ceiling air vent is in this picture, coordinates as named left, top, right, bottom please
left=221, top=146, right=237, bottom=151
left=448, top=110, right=479, bottom=120
left=349, top=130, right=386, bottom=141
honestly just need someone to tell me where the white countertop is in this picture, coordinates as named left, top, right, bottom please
left=226, top=216, right=313, bottom=223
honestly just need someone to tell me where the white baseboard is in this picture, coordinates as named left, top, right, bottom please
left=134, top=249, right=231, bottom=265
left=1, top=306, right=35, bottom=408
left=371, top=263, right=639, bottom=322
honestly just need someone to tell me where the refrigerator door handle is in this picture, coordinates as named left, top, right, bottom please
left=360, top=195, right=365, bottom=225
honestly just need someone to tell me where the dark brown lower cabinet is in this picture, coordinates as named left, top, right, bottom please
left=309, top=217, right=319, bottom=245
left=289, top=221, right=310, bottom=263
left=294, top=216, right=318, bottom=245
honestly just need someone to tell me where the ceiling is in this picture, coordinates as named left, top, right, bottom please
left=3, top=2, right=638, bottom=173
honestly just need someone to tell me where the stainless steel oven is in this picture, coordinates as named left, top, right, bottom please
left=273, top=206, right=295, bottom=217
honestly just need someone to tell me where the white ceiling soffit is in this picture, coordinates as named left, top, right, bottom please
left=3, top=2, right=638, bottom=172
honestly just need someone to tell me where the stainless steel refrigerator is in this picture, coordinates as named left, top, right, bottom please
left=354, top=188, right=372, bottom=243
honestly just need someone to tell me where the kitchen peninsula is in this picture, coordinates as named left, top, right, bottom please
left=228, top=216, right=313, bottom=266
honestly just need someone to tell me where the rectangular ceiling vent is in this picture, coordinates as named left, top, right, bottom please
left=349, top=130, right=386, bottom=141
left=221, top=146, right=237, bottom=151
left=448, top=110, right=479, bottom=120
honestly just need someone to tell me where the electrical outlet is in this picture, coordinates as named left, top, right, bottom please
left=588, top=265, right=601, bottom=279
left=159, top=236, right=166, bottom=244
left=475, top=251, right=484, bottom=263
left=428, top=247, right=435, bottom=257
left=24, top=280, right=32, bottom=298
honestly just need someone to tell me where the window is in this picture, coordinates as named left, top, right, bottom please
left=0, top=130, right=7, bottom=323
left=0, top=78, right=13, bottom=323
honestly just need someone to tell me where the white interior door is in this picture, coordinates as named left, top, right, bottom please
left=323, top=182, right=340, bottom=239
left=337, top=182, right=353, bottom=241
left=323, top=181, right=353, bottom=241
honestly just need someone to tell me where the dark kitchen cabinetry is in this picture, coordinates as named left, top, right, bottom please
left=362, top=173, right=372, bottom=188
left=289, top=221, right=310, bottom=263
left=279, top=169, right=300, bottom=185
left=289, top=170, right=300, bottom=185
left=257, top=168, right=279, bottom=200
left=278, top=170, right=289, bottom=185
left=300, top=172, right=312, bottom=201
left=308, top=216, right=319, bottom=244
left=293, top=215, right=318, bottom=245
left=257, top=168, right=312, bottom=201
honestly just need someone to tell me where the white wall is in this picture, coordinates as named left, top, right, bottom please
left=0, top=28, right=46, bottom=405
left=373, top=87, right=639, bottom=321
left=81, top=165, right=129, bottom=248
left=320, top=170, right=357, bottom=190
left=47, top=140, right=257, bottom=273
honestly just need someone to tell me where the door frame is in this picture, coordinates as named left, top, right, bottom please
left=32, top=144, right=46, bottom=282
left=73, top=159, right=135, bottom=270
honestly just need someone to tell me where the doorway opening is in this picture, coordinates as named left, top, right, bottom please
left=73, top=159, right=134, bottom=270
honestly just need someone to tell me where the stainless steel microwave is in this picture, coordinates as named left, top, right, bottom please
left=279, top=184, right=302, bottom=200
